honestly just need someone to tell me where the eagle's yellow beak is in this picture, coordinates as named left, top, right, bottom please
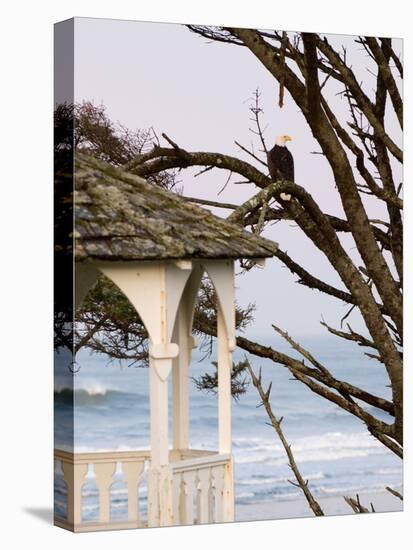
left=285, top=135, right=293, bottom=142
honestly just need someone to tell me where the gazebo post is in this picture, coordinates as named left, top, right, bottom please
left=217, top=301, right=235, bottom=523
left=172, top=264, right=202, bottom=453
left=217, top=302, right=232, bottom=455
left=205, top=260, right=236, bottom=522
left=172, top=306, right=190, bottom=452
left=147, top=347, right=175, bottom=527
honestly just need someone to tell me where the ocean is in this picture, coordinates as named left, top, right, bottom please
left=54, top=337, right=402, bottom=521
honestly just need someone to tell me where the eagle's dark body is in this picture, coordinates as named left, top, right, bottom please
left=267, top=144, right=294, bottom=182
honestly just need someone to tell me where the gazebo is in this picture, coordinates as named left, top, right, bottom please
left=54, top=154, right=276, bottom=532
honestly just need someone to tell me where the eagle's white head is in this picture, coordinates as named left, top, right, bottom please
left=276, top=135, right=293, bottom=146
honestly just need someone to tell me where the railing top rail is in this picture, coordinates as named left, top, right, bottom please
left=54, top=449, right=151, bottom=464
left=54, top=447, right=216, bottom=465
left=172, top=453, right=232, bottom=474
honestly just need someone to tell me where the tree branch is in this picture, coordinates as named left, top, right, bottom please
left=235, top=335, right=395, bottom=421
left=181, top=195, right=238, bottom=210
left=316, top=36, right=402, bottom=162
left=247, top=361, right=324, bottom=516
left=364, top=37, right=403, bottom=128
left=320, top=321, right=379, bottom=354
left=344, top=494, right=371, bottom=513
left=385, top=486, right=403, bottom=500
left=125, top=144, right=271, bottom=189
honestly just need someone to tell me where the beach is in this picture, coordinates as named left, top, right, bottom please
left=236, top=490, right=403, bottom=522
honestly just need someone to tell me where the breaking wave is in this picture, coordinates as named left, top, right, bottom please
left=54, top=382, right=147, bottom=406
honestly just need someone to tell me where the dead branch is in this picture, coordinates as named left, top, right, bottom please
left=344, top=494, right=371, bottom=513
left=385, top=486, right=403, bottom=501
left=316, top=37, right=402, bottom=162
left=321, top=97, right=403, bottom=210
left=278, top=31, right=287, bottom=107
left=250, top=89, right=269, bottom=154
left=381, top=38, right=403, bottom=79
left=247, top=361, right=324, bottom=516
left=364, top=37, right=403, bottom=128
left=244, top=206, right=394, bottom=252
left=181, top=195, right=238, bottom=210
left=124, top=144, right=271, bottom=189
left=234, top=335, right=396, bottom=420
left=272, top=324, right=330, bottom=377
left=234, top=139, right=268, bottom=167
left=368, top=426, right=403, bottom=458
left=272, top=248, right=385, bottom=313
left=320, top=321, right=379, bottom=353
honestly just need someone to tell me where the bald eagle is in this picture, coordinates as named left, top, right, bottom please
left=267, top=135, right=294, bottom=200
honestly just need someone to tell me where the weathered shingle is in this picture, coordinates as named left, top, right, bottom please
left=74, top=154, right=277, bottom=262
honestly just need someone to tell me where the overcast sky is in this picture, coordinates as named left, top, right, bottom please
left=73, top=17, right=402, bottom=343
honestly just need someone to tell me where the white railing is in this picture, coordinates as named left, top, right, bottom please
left=54, top=449, right=150, bottom=532
left=172, top=453, right=233, bottom=526
left=54, top=448, right=232, bottom=531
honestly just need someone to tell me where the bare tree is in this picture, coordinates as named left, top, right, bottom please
left=117, top=29, right=403, bottom=460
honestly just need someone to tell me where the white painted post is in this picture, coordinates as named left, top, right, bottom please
left=217, top=303, right=232, bottom=456
left=223, top=456, right=235, bottom=522
left=147, top=346, right=177, bottom=527
left=172, top=264, right=202, bottom=453
left=172, top=307, right=190, bottom=451
left=210, top=260, right=235, bottom=523
left=217, top=307, right=235, bottom=521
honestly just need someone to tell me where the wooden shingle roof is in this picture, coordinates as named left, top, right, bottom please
left=74, top=154, right=277, bottom=262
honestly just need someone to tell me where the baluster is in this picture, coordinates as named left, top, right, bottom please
left=54, top=459, right=68, bottom=520
left=197, top=468, right=211, bottom=524
left=162, top=467, right=174, bottom=526
left=173, top=472, right=183, bottom=525
left=94, top=462, right=116, bottom=524
left=223, top=458, right=234, bottom=522
left=123, top=459, right=145, bottom=524
left=61, top=461, right=88, bottom=526
left=209, top=474, right=215, bottom=524
left=54, top=458, right=63, bottom=479
left=81, top=462, right=100, bottom=523
left=211, top=465, right=225, bottom=522
left=182, top=470, right=196, bottom=525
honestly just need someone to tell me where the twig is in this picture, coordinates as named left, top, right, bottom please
left=344, top=494, right=371, bottom=513
left=385, top=486, right=403, bottom=501
left=368, top=427, right=403, bottom=458
left=272, top=324, right=331, bottom=376
left=320, top=321, right=378, bottom=352
left=161, top=132, right=181, bottom=150
left=218, top=170, right=233, bottom=195
left=250, top=89, right=268, bottom=154
left=279, top=31, right=287, bottom=107
left=235, top=140, right=268, bottom=167
left=181, top=195, right=238, bottom=210
left=193, top=165, right=214, bottom=177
